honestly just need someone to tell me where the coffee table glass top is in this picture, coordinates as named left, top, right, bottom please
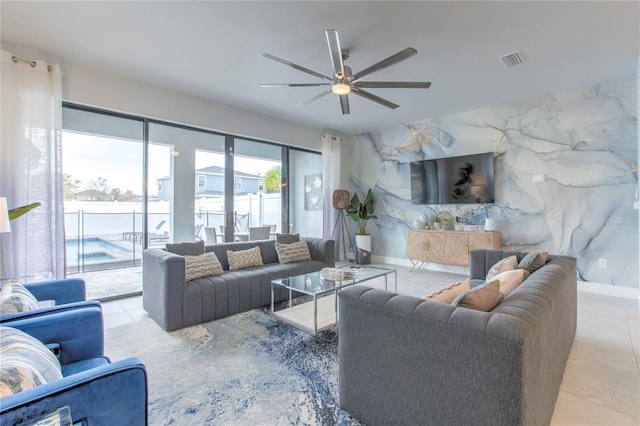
left=271, top=265, right=395, bottom=296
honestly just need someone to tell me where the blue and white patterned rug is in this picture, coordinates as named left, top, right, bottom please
left=105, top=309, right=361, bottom=425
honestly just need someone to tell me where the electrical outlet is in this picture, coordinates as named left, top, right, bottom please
left=598, top=258, right=608, bottom=269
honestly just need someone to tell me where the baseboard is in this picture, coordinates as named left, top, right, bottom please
left=577, top=281, right=639, bottom=300
left=371, top=255, right=469, bottom=275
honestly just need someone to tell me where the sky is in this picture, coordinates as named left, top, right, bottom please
left=62, top=132, right=280, bottom=195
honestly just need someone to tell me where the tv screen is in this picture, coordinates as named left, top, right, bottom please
left=410, top=152, right=494, bottom=204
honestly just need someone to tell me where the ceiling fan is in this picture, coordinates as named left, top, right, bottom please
left=260, top=29, right=431, bottom=115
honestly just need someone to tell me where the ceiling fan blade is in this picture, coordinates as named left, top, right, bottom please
left=354, top=81, right=431, bottom=89
left=339, top=95, right=350, bottom=115
left=262, top=52, right=332, bottom=82
left=295, top=89, right=332, bottom=108
left=259, top=83, right=330, bottom=88
left=326, top=29, right=345, bottom=78
left=351, top=88, right=399, bottom=109
left=351, top=47, right=418, bottom=82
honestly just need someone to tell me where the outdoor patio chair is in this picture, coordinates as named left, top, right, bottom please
left=204, top=227, right=218, bottom=243
left=249, top=226, right=271, bottom=241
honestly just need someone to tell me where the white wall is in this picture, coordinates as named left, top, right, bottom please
left=63, top=63, right=322, bottom=150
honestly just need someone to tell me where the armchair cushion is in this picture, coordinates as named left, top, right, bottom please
left=0, top=281, right=40, bottom=314
left=23, top=278, right=86, bottom=306
left=0, top=326, right=62, bottom=397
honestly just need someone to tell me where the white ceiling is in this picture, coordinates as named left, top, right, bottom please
left=2, top=1, right=638, bottom=136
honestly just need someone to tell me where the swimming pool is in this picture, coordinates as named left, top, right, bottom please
left=66, top=237, right=133, bottom=266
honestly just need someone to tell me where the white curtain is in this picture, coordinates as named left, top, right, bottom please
left=321, top=133, right=343, bottom=260
left=0, top=50, right=65, bottom=279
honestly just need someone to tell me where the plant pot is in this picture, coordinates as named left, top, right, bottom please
left=355, top=234, right=371, bottom=265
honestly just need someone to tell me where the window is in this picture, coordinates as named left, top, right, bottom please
left=234, top=177, right=242, bottom=190
left=197, top=174, right=206, bottom=188
left=258, top=179, right=265, bottom=192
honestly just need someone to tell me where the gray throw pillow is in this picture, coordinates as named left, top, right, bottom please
left=518, top=252, right=549, bottom=273
left=275, top=233, right=300, bottom=244
left=166, top=241, right=205, bottom=256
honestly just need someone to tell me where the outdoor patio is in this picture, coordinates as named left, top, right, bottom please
left=71, top=265, right=142, bottom=301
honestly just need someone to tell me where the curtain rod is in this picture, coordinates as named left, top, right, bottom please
left=11, top=55, right=52, bottom=72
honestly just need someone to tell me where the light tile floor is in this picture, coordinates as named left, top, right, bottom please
left=102, top=263, right=640, bottom=424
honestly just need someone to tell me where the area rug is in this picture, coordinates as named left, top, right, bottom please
left=104, top=309, right=361, bottom=425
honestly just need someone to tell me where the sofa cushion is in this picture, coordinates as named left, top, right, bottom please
left=424, top=279, right=470, bottom=304
left=491, top=269, right=527, bottom=299
left=184, top=252, right=224, bottom=281
left=451, top=279, right=500, bottom=311
left=0, top=326, right=63, bottom=397
left=276, top=233, right=300, bottom=244
left=275, top=241, right=311, bottom=264
left=518, top=251, right=549, bottom=274
left=166, top=240, right=205, bottom=256
left=227, top=246, right=264, bottom=270
left=0, top=280, right=40, bottom=314
left=486, top=255, right=518, bottom=280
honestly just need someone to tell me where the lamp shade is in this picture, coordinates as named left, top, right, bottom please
left=0, top=197, right=10, bottom=233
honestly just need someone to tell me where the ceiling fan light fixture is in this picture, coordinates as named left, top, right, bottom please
left=332, top=82, right=351, bottom=95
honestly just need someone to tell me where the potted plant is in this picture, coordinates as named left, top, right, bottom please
left=346, top=189, right=376, bottom=264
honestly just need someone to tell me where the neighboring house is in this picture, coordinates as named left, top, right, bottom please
left=156, top=166, right=265, bottom=201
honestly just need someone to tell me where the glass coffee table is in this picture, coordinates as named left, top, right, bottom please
left=270, top=265, right=397, bottom=335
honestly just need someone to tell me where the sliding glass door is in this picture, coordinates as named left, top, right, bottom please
left=62, top=107, right=144, bottom=299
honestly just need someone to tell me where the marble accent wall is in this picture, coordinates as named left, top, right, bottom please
left=350, top=74, right=638, bottom=287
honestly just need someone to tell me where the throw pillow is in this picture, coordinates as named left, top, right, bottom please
left=275, top=241, right=311, bottom=264
left=275, top=233, right=300, bottom=244
left=490, top=269, right=527, bottom=299
left=486, top=255, right=518, bottom=281
left=518, top=251, right=549, bottom=274
left=184, top=252, right=224, bottom=281
left=227, top=246, right=264, bottom=271
left=424, top=279, right=470, bottom=304
left=451, top=280, right=500, bottom=312
left=0, top=281, right=40, bottom=314
left=0, top=326, right=62, bottom=397
left=166, top=240, right=205, bottom=256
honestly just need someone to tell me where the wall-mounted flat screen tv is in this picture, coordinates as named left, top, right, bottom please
left=410, top=152, right=495, bottom=204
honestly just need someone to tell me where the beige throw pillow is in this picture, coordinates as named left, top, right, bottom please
left=451, top=280, right=500, bottom=312
left=486, top=255, right=518, bottom=281
left=491, top=269, right=527, bottom=299
left=184, top=252, right=224, bottom=281
left=227, top=246, right=264, bottom=271
left=424, top=279, right=470, bottom=304
left=275, top=241, right=311, bottom=264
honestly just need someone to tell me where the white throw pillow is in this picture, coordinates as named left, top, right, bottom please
left=0, top=281, right=40, bottom=314
left=227, top=246, right=264, bottom=271
left=486, top=255, right=518, bottom=281
left=184, top=252, right=224, bottom=281
left=0, top=326, right=62, bottom=397
left=424, top=279, right=470, bottom=304
left=491, top=269, right=527, bottom=299
left=275, top=241, right=311, bottom=264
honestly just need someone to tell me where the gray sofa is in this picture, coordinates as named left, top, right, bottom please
left=339, top=249, right=577, bottom=426
left=143, top=238, right=335, bottom=331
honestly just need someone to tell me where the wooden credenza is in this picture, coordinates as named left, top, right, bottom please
left=407, top=230, right=501, bottom=270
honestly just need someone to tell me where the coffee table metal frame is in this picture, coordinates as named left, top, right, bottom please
left=270, top=265, right=397, bottom=335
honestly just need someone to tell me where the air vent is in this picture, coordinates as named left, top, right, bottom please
left=499, top=50, right=526, bottom=69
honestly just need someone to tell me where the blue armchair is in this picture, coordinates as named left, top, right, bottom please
left=0, top=301, right=148, bottom=425
left=1, top=278, right=87, bottom=322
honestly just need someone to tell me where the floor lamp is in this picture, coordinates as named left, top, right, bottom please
left=330, top=190, right=355, bottom=262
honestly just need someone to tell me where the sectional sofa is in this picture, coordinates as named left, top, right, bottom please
left=143, top=238, right=335, bottom=331
left=339, top=249, right=577, bottom=425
